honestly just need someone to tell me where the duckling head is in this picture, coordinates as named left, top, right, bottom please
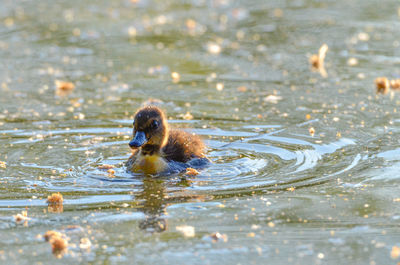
left=129, top=106, right=168, bottom=155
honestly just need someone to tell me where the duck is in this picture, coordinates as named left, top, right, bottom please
left=126, top=105, right=209, bottom=175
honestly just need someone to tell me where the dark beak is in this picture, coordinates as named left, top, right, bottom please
left=129, top=131, right=147, bottom=148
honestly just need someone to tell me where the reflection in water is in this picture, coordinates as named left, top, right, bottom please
left=48, top=204, right=63, bottom=213
left=137, top=178, right=168, bottom=233
left=136, top=177, right=205, bottom=233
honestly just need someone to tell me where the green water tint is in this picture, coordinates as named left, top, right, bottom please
left=1, top=0, right=400, bottom=264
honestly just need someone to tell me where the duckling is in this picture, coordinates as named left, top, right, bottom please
left=126, top=105, right=209, bottom=174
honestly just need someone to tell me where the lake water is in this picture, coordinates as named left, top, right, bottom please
left=1, top=0, right=400, bottom=264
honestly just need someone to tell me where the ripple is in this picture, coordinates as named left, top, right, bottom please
left=44, top=125, right=362, bottom=197
left=1, top=122, right=363, bottom=200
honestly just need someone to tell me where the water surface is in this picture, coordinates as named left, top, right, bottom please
left=1, top=0, right=400, bottom=264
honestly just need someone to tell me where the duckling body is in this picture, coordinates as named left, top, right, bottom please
left=126, top=106, right=208, bottom=175
left=129, top=151, right=169, bottom=174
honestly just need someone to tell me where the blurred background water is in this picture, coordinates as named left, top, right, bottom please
left=1, top=0, right=400, bottom=264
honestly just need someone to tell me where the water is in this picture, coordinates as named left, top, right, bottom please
left=1, top=0, right=400, bottom=264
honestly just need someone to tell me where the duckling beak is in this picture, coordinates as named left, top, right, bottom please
left=129, top=131, right=147, bottom=148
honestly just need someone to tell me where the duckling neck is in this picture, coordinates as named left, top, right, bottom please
left=141, top=144, right=162, bottom=156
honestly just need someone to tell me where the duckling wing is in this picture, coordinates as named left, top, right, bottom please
left=162, top=130, right=206, bottom=163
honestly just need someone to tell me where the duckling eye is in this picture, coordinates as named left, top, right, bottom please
left=151, top=120, right=159, bottom=129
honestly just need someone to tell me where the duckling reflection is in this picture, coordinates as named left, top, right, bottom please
left=137, top=177, right=167, bottom=233
left=136, top=177, right=207, bottom=233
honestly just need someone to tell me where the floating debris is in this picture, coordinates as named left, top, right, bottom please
left=247, top=232, right=255, bottom=238
left=185, top=167, right=199, bottom=176
left=107, top=169, right=116, bottom=178
left=14, top=210, right=29, bottom=225
left=216, top=82, right=224, bottom=91
left=185, top=19, right=197, bottom=30
left=98, top=164, right=115, bottom=170
left=391, top=246, right=400, bottom=259
left=47, top=193, right=64, bottom=213
left=237, top=86, right=247, bottom=92
left=50, top=236, right=68, bottom=258
left=63, top=225, right=84, bottom=233
left=374, top=77, right=400, bottom=94
left=0, top=161, right=6, bottom=169
left=309, top=44, right=328, bottom=77
left=309, top=127, right=315, bottom=137
left=181, top=112, right=193, bottom=120
left=263, top=95, right=282, bottom=104
left=79, top=237, right=92, bottom=251
left=185, top=18, right=206, bottom=36
left=44, top=230, right=63, bottom=242
left=55, top=80, right=75, bottom=92
left=375, top=77, right=390, bottom=94
left=176, top=225, right=195, bottom=238
left=43, top=230, right=69, bottom=258
left=390, top=79, right=400, bottom=90
left=47, top=193, right=64, bottom=205
left=208, top=232, right=228, bottom=242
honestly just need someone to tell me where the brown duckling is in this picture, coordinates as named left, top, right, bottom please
left=126, top=106, right=209, bottom=174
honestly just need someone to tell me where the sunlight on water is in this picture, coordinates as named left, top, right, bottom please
left=1, top=0, right=400, bottom=264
